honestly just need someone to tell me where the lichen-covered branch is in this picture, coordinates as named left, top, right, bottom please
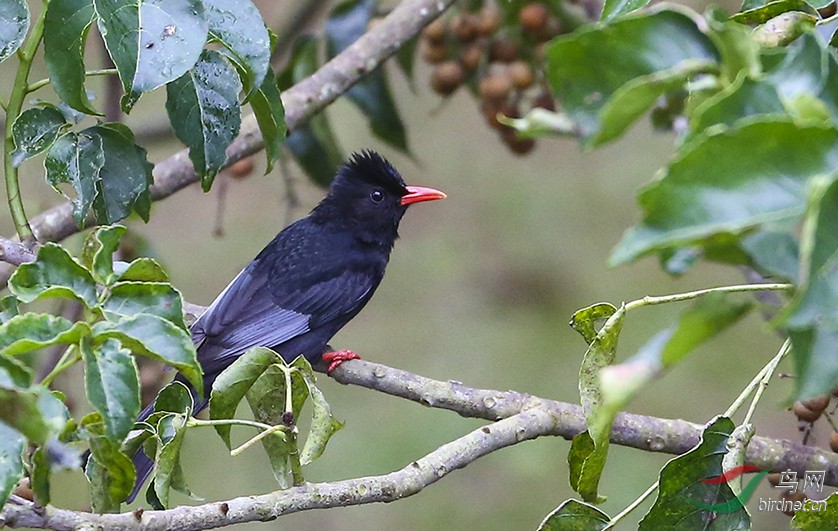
left=0, top=0, right=456, bottom=283
left=0, top=236, right=35, bottom=266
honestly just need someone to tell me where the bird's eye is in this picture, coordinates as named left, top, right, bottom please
left=370, top=189, right=385, bottom=203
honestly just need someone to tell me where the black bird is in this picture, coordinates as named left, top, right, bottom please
left=127, top=150, right=445, bottom=501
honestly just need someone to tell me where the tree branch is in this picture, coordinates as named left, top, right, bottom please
left=2, top=359, right=835, bottom=530
left=0, top=0, right=456, bottom=283
left=0, top=236, right=35, bottom=266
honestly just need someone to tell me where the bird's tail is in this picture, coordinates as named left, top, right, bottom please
left=126, top=374, right=209, bottom=503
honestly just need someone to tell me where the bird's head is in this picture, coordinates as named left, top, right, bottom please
left=313, top=151, right=446, bottom=244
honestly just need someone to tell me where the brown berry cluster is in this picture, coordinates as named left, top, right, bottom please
left=421, top=2, right=562, bottom=155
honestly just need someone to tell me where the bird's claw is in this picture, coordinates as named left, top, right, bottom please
left=323, top=350, right=361, bottom=373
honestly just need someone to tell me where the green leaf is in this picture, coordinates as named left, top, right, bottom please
left=792, top=492, right=838, bottom=529
left=0, top=423, right=24, bottom=506
left=0, top=386, right=66, bottom=446
left=8, top=243, right=98, bottom=307
left=166, top=50, right=242, bottom=190
left=0, top=295, right=19, bottom=324
left=203, top=0, right=270, bottom=99
left=593, top=60, right=715, bottom=147
left=93, top=314, right=203, bottom=399
left=600, top=0, right=651, bottom=23
left=210, top=346, right=281, bottom=448
left=598, top=294, right=751, bottom=420
left=81, top=338, right=140, bottom=441
left=570, top=306, right=625, bottom=503
left=153, top=381, right=193, bottom=415
left=86, top=434, right=135, bottom=511
left=753, top=11, right=818, bottom=48
left=44, top=0, right=99, bottom=115
left=325, top=0, right=408, bottom=153
left=11, top=105, right=70, bottom=167
left=611, top=121, right=838, bottom=265
left=569, top=303, right=618, bottom=345
left=81, top=225, right=127, bottom=285
left=545, top=7, right=718, bottom=144
left=0, top=314, right=89, bottom=355
left=0, top=354, right=33, bottom=388
left=297, top=358, right=343, bottom=465
left=246, top=363, right=305, bottom=487
left=31, top=445, right=51, bottom=505
left=95, top=0, right=209, bottom=112
left=688, top=76, right=787, bottom=139
left=118, top=257, right=169, bottom=282
left=0, top=0, right=28, bottom=63
left=151, top=413, right=194, bottom=507
left=395, top=36, right=418, bottom=88
left=703, top=8, right=762, bottom=84
left=741, top=229, right=800, bottom=282
left=639, top=417, right=750, bottom=529
left=86, top=124, right=154, bottom=224
left=45, top=131, right=105, bottom=225
left=249, top=66, right=286, bottom=174
left=0, top=312, right=90, bottom=356
left=537, top=499, right=611, bottom=530
left=784, top=177, right=838, bottom=397
left=731, top=0, right=818, bottom=24
left=102, top=282, right=186, bottom=330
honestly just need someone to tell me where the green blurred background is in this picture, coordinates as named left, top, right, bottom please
left=0, top=1, right=823, bottom=528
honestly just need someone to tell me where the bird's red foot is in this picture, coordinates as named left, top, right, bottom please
left=322, top=350, right=361, bottom=373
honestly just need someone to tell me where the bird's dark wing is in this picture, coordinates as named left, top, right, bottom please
left=191, top=258, right=377, bottom=372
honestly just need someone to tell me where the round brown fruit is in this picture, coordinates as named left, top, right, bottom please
left=793, top=401, right=821, bottom=423
left=481, top=100, right=516, bottom=129
left=489, top=37, right=519, bottom=63
left=422, top=18, right=447, bottom=43
left=501, top=128, right=536, bottom=155
left=476, top=8, right=501, bottom=36
left=229, top=156, right=255, bottom=179
left=479, top=74, right=512, bottom=102
left=533, top=92, right=556, bottom=112
left=508, top=61, right=535, bottom=89
left=535, top=17, right=561, bottom=43
left=767, top=473, right=781, bottom=486
left=519, top=3, right=550, bottom=33
left=421, top=40, right=449, bottom=64
left=451, top=14, right=478, bottom=42
left=460, top=43, right=483, bottom=72
left=831, top=431, right=838, bottom=452
left=802, top=394, right=830, bottom=413
left=431, top=61, right=466, bottom=96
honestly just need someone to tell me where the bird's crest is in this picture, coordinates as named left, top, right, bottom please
left=337, top=150, right=407, bottom=195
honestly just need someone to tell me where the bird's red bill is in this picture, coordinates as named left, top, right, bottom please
left=401, top=186, right=447, bottom=206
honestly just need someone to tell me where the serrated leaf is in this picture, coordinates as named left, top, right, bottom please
left=0, top=386, right=66, bottom=445
left=611, top=121, right=838, bottom=265
left=102, top=282, right=186, bottom=330
left=0, top=314, right=89, bottom=355
left=45, top=131, right=105, bottom=225
left=86, top=434, right=135, bottom=511
left=0, top=0, right=28, bottom=63
left=86, top=124, right=154, bottom=223
left=118, top=257, right=169, bottom=282
left=546, top=8, right=718, bottom=144
left=166, top=50, right=242, bottom=190
left=639, top=417, right=750, bottom=529
left=0, top=423, right=24, bottom=507
left=538, top=499, right=611, bottom=531
left=570, top=306, right=625, bottom=503
left=11, top=105, right=69, bottom=167
left=93, top=314, right=203, bottom=399
left=210, top=346, right=281, bottom=448
left=81, top=338, right=140, bottom=441
left=203, top=0, right=270, bottom=99
left=44, top=0, right=99, bottom=115
left=151, top=413, right=193, bottom=507
left=95, top=0, right=208, bottom=112
left=297, top=360, right=342, bottom=465
left=8, top=243, right=98, bottom=307
left=153, top=380, right=193, bottom=415
left=81, top=225, right=127, bottom=285
left=325, top=0, right=408, bottom=153
left=0, top=296, right=19, bottom=324
left=250, top=66, right=286, bottom=174
left=246, top=363, right=305, bottom=487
